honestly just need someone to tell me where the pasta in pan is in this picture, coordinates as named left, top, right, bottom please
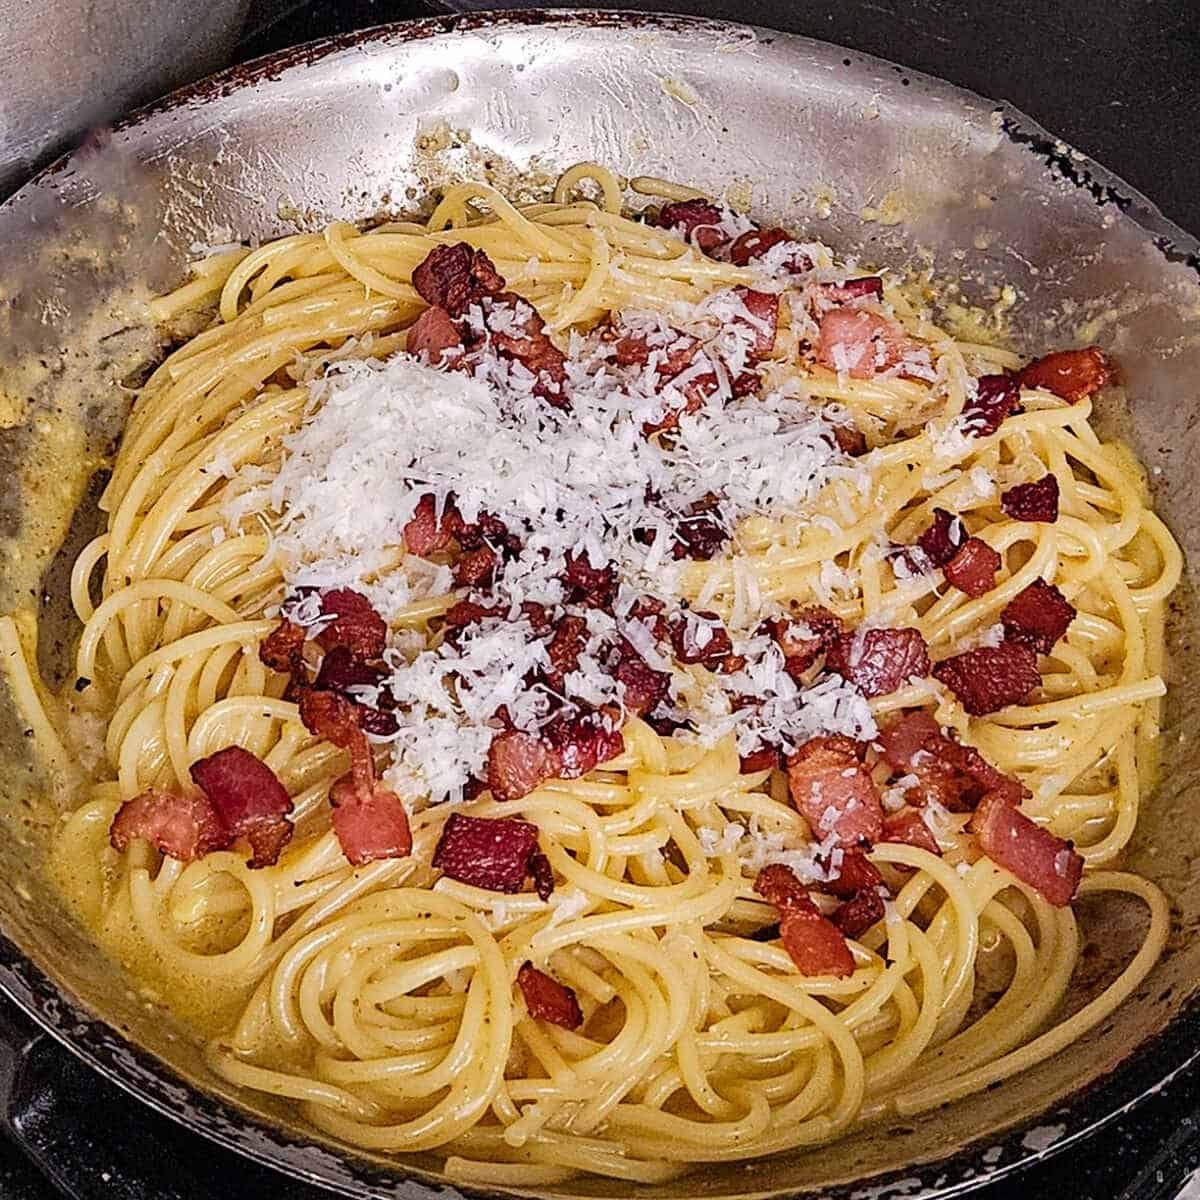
left=1, top=163, right=1180, bottom=1184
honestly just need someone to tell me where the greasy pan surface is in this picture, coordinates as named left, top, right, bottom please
left=0, top=11, right=1198, bottom=1199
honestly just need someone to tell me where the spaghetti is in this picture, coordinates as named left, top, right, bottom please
left=1, top=163, right=1181, bottom=1184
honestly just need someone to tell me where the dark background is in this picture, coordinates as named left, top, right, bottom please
left=1, top=2, right=1198, bottom=1197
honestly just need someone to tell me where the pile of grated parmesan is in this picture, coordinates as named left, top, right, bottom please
left=227, top=291, right=881, bottom=804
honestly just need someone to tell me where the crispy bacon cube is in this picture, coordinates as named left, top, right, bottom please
left=298, top=687, right=365, bottom=749
left=943, top=537, right=1001, bottom=597
left=733, top=287, right=779, bottom=357
left=969, top=794, right=1084, bottom=906
left=669, top=611, right=734, bottom=669
left=787, top=735, right=883, bottom=848
left=542, top=711, right=624, bottom=780
left=763, top=606, right=844, bottom=678
left=190, top=745, right=294, bottom=868
left=403, top=494, right=463, bottom=557
left=739, top=746, right=781, bottom=774
left=815, top=309, right=915, bottom=379
left=109, top=789, right=229, bottom=861
left=817, top=276, right=884, bottom=305
left=832, top=888, right=885, bottom=938
left=432, top=813, right=543, bottom=894
left=452, top=544, right=497, bottom=588
left=831, top=422, right=868, bottom=457
left=412, top=243, right=505, bottom=316
left=484, top=292, right=569, bottom=408
left=562, top=551, right=618, bottom=610
left=1017, top=347, right=1113, bottom=403
left=823, top=849, right=884, bottom=900
left=314, top=589, right=387, bottom=660
left=879, top=710, right=1027, bottom=811
left=612, top=639, right=672, bottom=717
left=964, top=374, right=1021, bottom=436
left=1001, top=579, right=1076, bottom=654
left=917, top=508, right=967, bottom=568
left=754, top=866, right=854, bottom=977
left=881, top=808, right=941, bottom=855
left=729, top=227, right=811, bottom=271
left=1001, top=474, right=1060, bottom=523
left=259, top=619, right=306, bottom=675
left=933, top=642, right=1041, bottom=715
left=545, top=615, right=588, bottom=684
left=517, top=962, right=583, bottom=1028
left=529, top=852, right=555, bottom=902
left=329, top=774, right=412, bottom=865
left=826, top=627, right=930, bottom=698
left=487, top=730, right=563, bottom=803
left=653, top=199, right=727, bottom=252
left=407, top=304, right=463, bottom=365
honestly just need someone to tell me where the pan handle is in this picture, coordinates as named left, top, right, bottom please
left=0, top=1001, right=234, bottom=1199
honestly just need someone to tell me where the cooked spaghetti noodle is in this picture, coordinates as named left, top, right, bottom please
left=1, top=162, right=1180, bottom=1184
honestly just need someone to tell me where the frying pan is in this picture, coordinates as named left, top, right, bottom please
left=0, top=12, right=1198, bottom=1199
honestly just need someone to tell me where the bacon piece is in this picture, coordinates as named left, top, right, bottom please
left=517, top=962, right=583, bottom=1028
left=529, top=852, right=555, bottom=902
left=314, top=589, right=387, bottom=659
left=329, top=774, right=412, bottom=865
left=612, top=639, right=672, bottom=717
left=733, top=287, right=779, bottom=357
left=259, top=619, right=306, bottom=675
left=407, top=304, right=463, bottom=365
left=298, top=687, right=364, bottom=748
left=487, top=730, right=563, bottom=802
left=969, top=794, right=1083, bottom=906
left=109, top=789, right=229, bottom=861
left=404, top=493, right=463, bottom=557
left=933, top=642, right=1041, bottom=716
left=964, top=374, right=1022, bottom=436
left=669, top=611, right=734, bottom=669
left=754, top=865, right=855, bottom=977
left=562, top=551, right=618, bottom=610
left=832, top=888, right=886, bottom=938
left=1001, top=474, right=1059, bottom=523
left=754, top=863, right=813, bottom=910
left=824, top=850, right=884, bottom=899
left=763, top=606, right=844, bottom=678
left=832, top=422, right=868, bottom=456
left=878, top=710, right=943, bottom=770
left=817, top=276, right=884, bottom=305
left=815, top=309, right=914, bottom=379
left=787, top=735, right=883, bottom=848
left=452, top=544, right=497, bottom=588
left=544, top=615, right=588, bottom=684
left=484, top=293, right=569, bottom=408
left=432, top=812, right=543, bottom=893
left=412, top=243, right=505, bottom=316
left=881, top=808, right=941, bottom=855
left=313, top=645, right=385, bottom=696
left=1001, top=579, right=1076, bottom=654
left=1017, top=347, right=1113, bottom=403
left=917, top=508, right=967, bottom=568
left=190, top=745, right=294, bottom=868
left=672, top=507, right=728, bottom=561
left=729, top=227, right=812, bottom=271
left=739, top=746, right=781, bottom=774
left=826, top=627, right=930, bottom=698
left=879, top=710, right=1027, bottom=811
left=943, top=538, right=1001, bottom=598
left=653, top=199, right=727, bottom=253
left=613, top=329, right=700, bottom=375
left=542, top=711, right=624, bottom=780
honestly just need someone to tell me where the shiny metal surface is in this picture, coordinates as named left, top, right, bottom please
left=0, top=0, right=250, bottom=196
left=0, top=12, right=1198, bottom=1199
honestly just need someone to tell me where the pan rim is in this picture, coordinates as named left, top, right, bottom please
left=2, top=10, right=1197, bottom=1199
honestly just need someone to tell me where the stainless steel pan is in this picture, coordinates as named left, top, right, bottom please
left=0, top=12, right=1198, bottom=1199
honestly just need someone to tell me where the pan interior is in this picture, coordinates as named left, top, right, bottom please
left=0, top=14, right=1199, bottom=1199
